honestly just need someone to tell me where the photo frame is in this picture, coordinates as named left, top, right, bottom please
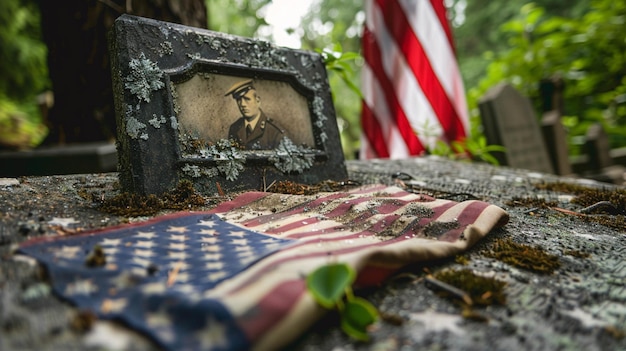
left=109, top=14, right=348, bottom=195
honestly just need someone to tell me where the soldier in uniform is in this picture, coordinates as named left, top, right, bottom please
left=225, top=79, right=285, bottom=150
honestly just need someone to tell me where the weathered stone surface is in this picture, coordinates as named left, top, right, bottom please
left=109, top=14, right=347, bottom=196
left=479, top=83, right=554, bottom=174
left=1, top=157, right=625, bottom=350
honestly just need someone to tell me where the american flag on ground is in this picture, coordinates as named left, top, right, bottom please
left=360, top=0, right=470, bottom=159
left=19, top=185, right=508, bottom=350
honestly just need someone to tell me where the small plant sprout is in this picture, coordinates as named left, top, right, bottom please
left=306, top=263, right=379, bottom=341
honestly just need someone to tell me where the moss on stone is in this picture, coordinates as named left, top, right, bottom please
left=484, top=238, right=561, bottom=274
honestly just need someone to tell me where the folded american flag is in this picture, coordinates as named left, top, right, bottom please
left=19, top=185, right=508, bottom=350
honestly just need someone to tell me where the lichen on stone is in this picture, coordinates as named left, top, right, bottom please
left=186, top=52, right=202, bottom=61
left=126, top=117, right=147, bottom=140
left=269, top=136, right=315, bottom=174
left=181, top=164, right=201, bottom=178
left=241, top=41, right=288, bottom=69
left=319, top=132, right=328, bottom=143
left=170, top=85, right=181, bottom=115
left=210, top=139, right=245, bottom=181
left=159, top=41, right=173, bottom=56
left=148, top=114, right=167, bottom=128
left=170, top=116, right=179, bottom=130
left=124, top=52, right=164, bottom=103
left=181, top=164, right=219, bottom=179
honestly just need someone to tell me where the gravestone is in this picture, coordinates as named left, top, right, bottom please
left=585, top=123, right=613, bottom=170
left=479, top=83, right=554, bottom=174
left=583, top=123, right=625, bottom=184
left=541, top=110, right=572, bottom=176
left=108, top=15, right=348, bottom=196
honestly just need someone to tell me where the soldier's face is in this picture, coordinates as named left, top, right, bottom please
left=237, top=90, right=260, bottom=119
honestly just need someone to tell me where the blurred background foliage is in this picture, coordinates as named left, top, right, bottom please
left=2, top=0, right=625, bottom=165
left=0, top=0, right=49, bottom=149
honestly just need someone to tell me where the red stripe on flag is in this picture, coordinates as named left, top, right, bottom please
left=238, top=279, right=307, bottom=342
left=377, top=0, right=466, bottom=143
left=361, top=101, right=391, bottom=158
left=362, top=27, right=425, bottom=155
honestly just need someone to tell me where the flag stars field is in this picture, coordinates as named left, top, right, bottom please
left=197, top=219, right=218, bottom=228
left=231, top=238, right=249, bottom=246
left=168, top=251, right=187, bottom=260
left=168, top=261, right=192, bottom=271
left=203, top=253, right=222, bottom=261
left=168, top=242, right=187, bottom=251
left=55, top=245, right=81, bottom=259
left=133, top=249, right=155, bottom=257
left=65, top=278, right=97, bottom=295
left=198, top=229, right=218, bottom=235
left=206, top=261, right=225, bottom=270
left=167, top=225, right=189, bottom=234
left=201, top=237, right=218, bottom=244
left=228, top=231, right=246, bottom=238
left=100, top=297, right=128, bottom=314
left=135, top=240, right=156, bottom=248
left=100, top=238, right=122, bottom=246
left=135, top=231, right=156, bottom=239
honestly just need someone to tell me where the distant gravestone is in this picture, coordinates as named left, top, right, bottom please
left=541, top=110, right=572, bottom=176
left=108, top=15, right=347, bottom=195
left=583, top=123, right=625, bottom=184
left=479, top=83, right=554, bottom=174
left=585, top=123, right=613, bottom=170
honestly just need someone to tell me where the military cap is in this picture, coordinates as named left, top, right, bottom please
left=224, top=79, right=255, bottom=99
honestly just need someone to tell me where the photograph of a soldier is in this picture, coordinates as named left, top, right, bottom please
left=173, top=73, right=315, bottom=152
left=225, top=79, right=286, bottom=150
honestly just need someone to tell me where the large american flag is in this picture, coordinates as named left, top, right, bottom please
left=360, top=0, right=470, bottom=159
left=19, top=185, right=508, bottom=350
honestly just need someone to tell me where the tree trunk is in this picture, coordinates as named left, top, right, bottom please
left=38, top=0, right=206, bottom=144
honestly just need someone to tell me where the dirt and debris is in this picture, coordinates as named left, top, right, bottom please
left=430, top=269, right=507, bottom=306
left=96, top=179, right=210, bottom=217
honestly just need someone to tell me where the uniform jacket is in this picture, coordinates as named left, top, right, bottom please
left=228, top=110, right=284, bottom=150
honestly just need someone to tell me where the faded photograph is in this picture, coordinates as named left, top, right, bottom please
left=174, top=73, right=315, bottom=151
left=224, top=79, right=284, bottom=149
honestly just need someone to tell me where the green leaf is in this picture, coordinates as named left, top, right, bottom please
left=340, top=297, right=379, bottom=342
left=306, top=263, right=355, bottom=309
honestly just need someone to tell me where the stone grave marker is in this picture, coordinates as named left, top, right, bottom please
left=479, top=82, right=555, bottom=174
left=541, top=110, right=572, bottom=176
left=108, top=15, right=347, bottom=195
left=585, top=123, right=613, bottom=170
left=583, top=123, right=625, bottom=184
